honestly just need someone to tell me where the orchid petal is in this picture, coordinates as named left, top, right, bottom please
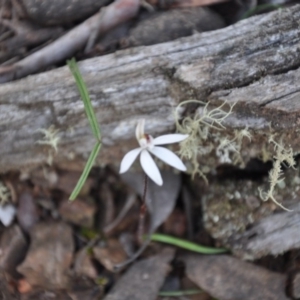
left=150, top=146, right=186, bottom=171
left=153, top=134, right=188, bottom=146
left=135, top=119, right=145, bottom=141
left=140, top=150, right=163, bottom=185
left=119, top=148, right=142, bottom=173
left=0, top=204, right=16, bottom=227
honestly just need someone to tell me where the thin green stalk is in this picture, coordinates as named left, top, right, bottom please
left=67, top=58, right=101, bottom=141
left=67, top=58, right=103, bottom=201
left=151, top=233, right=228, bottom=254
left=159, top=289, right=201, bottom=297
left=241, top=4, right=281, bottom=19
left=69, top=142, right=101, bottom=200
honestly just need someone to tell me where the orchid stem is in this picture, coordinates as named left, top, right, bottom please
left=138, top=174, right=148, bottom=243
left=143, top=174, right=148, bottom=201
left=114, top=174, right=150, bottom=271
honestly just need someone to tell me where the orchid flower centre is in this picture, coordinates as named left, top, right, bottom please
left=139, top=134, right=154, bottom=150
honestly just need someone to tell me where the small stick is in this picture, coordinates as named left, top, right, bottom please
left=103, top=192, right=136, bottom=234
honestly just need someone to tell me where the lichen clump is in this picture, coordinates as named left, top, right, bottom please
left=36, top=125, right=60, bottom=165
left=0, top=181, right=11, bottom=205
left=174, top=99, right=297, bottom=211
left=174, top=100, right=243, bottom=181
left=258, top=135, right=296, bottom=211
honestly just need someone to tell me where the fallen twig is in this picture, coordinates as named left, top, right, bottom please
left=0, top=19, right=62, bottom=63
left=0, top=0, right=140, bottom=83
left=103, top=192, right=136, bottom=234
left=148, top=0, right=228, bottom=8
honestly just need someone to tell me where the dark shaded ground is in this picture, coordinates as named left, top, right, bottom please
left=1, top=163, right=299, bottom=299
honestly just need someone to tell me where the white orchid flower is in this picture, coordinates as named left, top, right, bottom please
left=119, top=120, right=188, bottom=185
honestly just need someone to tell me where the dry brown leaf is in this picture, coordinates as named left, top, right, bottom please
left=0, top=225, right=27, bottom=276
left=17, top=222, right=74, bottom=289
left=104, top=248, right=175, bottom=300
left=183, top=254, right=289, bottom=300
left=121, top=170, right=181, bottom=233
left=93, top=239, right=128, bottom=272
left=17, top=191, right=39, bottom=233
left=59, top=198, right=96, bottom=228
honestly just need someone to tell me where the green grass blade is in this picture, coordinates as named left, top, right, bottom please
left=159, top=289, right=201, bottom=297
left=150, top=234, right=228, bottom=254
left=67, top=58, right=101, bottom=141
left=69, top=142, right=101, bottom=200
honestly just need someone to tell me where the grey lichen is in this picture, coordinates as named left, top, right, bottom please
left=36, top=125, right=60, bottom=165
left=0, top=181, right=11, bottom=205
left=36, top=125, right=60, bottom=152
left=174, top=100, right=235, bottom=182
left=258, top=135, right=296, bottom=211
left=175, top=99, right=298, bottom=211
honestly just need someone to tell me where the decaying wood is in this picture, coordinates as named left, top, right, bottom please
left=200, top=149, right=300, bottom=259
left=1, top=5, right=300, bottom=176
left=228, top=202, right=300, bottom=260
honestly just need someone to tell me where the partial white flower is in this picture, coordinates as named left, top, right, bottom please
left=120, top=119, right=188, bottom=185
left=0, top=204, right=16, bottom=227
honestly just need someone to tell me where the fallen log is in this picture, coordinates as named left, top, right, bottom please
left=1, top=5, right=300, bottom=174
left=200, top=166, right=300, bottom=260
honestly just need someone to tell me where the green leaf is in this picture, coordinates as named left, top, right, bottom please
left=67, top=58, right=103, bottom=201
left=80, top=227, right=99, bottom=240
left=159, top=289, right=201, bottom=297
left=69, top=142, right=101, bottom=200
left=241, top=4, right=281, bottom=19
left=67, top=58, right=101, bottom=141
left=150, top=233, right=228, bottom=254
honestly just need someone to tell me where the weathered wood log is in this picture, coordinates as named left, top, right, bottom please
left=201, top=166, right=300, bottom=260
left=1, top=5, right=300, bottom=175
left=228, top=202, right=300, bottom=260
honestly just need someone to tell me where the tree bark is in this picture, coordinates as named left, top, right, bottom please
left=1, top=5, right=300, bottom=174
